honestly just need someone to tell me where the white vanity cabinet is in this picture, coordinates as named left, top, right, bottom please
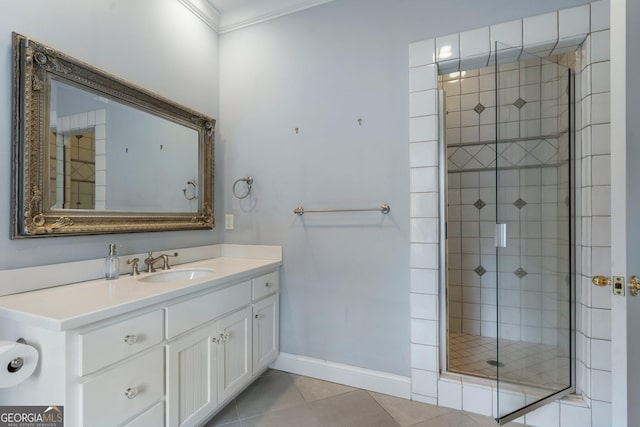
left=253, top=294, right=279, bottom=375
left=81, top=347, right=165, bottom=426
left=79, top=309, right=165, bottom=376
left=71, top=308, right=168, bottom=426
left=166, top=305, right=253, bottom=427
left=0, top=253, right=281, bottom=427
left=166, top=321, right=218, bottom=426
left=166, top=272, right=279, bottom=427
left=216, top=306, right=252, bottom=403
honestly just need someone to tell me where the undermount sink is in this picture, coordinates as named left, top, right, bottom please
left=137, top=268, right=215, bottom=283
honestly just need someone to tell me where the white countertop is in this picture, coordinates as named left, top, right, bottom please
left=0, top=256, right=281, bottom=331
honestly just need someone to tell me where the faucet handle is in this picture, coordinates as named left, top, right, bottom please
left=126, top=258, right=140, bottom=276
left=161, top=252, right=179, bottom=270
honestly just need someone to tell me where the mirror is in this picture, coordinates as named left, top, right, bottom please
left=11, top=33, right=215, bottom=237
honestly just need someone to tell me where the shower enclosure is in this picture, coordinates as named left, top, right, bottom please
left=441, top=46, right=574, bottom=424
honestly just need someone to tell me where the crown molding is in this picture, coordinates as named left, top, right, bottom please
left=178, top=0, right=220, bottom=32
left=217, top=0, right=336, bottom=33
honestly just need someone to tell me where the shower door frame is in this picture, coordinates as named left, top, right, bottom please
left=437, top=53, right=576, bottom=424
left=493, top=46, right=576, bottom=424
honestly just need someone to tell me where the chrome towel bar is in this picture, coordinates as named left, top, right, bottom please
left=293, top=204, right=390, bottom=216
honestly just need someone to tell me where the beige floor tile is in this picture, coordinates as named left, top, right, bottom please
left=235, top=371, right=306, bottom=419
left=308, top=390, right=400, bottom=427
left=369, top=392, right=451, bottom=426
left=464, top=412, right=500, bottom=426
left=239, top=403, right=323, bottom=427
left=290, top=374, right=356, bottom=402
left=203, top=401, right=239, bottom=426
left=206, top=370, right=533, bottom=427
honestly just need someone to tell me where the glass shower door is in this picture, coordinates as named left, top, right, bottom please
left=494, top=43, right=573, bottom=424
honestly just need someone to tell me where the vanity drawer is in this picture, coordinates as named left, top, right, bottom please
left=252, top=271, right=279, bottom=301
left=166, top=281, right=251, bottom=339
left=124, top=401, right=164, bottom=427
left=79, top=310, right=164, bottom=376
left=81, top=347, right=164, bottom=427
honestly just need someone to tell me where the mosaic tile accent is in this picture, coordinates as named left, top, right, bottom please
left=474, top=265, right=487, bottom=276
left=473, top=103, right=486, bottom=114
left=529, top=139, right=557, bottom=163
left=447, top=138, right=560, bottom=172
left=473, top=199, right=486, bottom=210
left=513, top=97, right=527, bottom=109
left=514, top=267, right=528, bottom=278
left=513, top=198, right=527, bottom=209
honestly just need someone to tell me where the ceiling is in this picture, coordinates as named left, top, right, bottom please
left=206, top=0, right=336, bottom=32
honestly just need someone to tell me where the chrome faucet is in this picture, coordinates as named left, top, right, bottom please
left=143, top=251, right=179, bottom=273
left=126, top=257, right=140, bottom=276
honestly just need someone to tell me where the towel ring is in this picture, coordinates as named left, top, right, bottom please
left=183, top=180, right=198, bottom=200
left=233, top=176, right=253, bottom=199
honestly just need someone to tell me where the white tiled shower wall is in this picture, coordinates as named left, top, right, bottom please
left=53, top=109, right=107, bottom=209
left=408, top=2, right=611, bottom=426
left=442, top=58, right=571, bottom=346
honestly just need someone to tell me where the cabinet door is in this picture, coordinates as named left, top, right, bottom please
left=167, top=324, right=217, bottom=427
left=216, top=307, right=252, bottom=403
left=252, top=294, right=279, bottom=374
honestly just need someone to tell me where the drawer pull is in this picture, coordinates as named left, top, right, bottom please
left=124, top=387, right=138, bottom=400
left=124, top=335, right=138, bottom=345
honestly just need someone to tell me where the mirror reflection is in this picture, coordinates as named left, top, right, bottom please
left=49, top=79, right=200, bottom=213
left=49, top=127, right=96, bottom=209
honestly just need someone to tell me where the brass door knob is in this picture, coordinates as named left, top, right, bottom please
left=629, top=276, right=640, bottom=296
left=592, top=276, right=612, bottom=287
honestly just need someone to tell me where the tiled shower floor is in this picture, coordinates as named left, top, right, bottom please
left=448, top=333, right=571, bottom=390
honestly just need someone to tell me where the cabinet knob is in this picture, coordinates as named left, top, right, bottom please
left=124, top=335, right=138, bottom=345
left=124, top=387, right=138, bottom=400
left=254, top=314, right=260, bottom=319
left=265, top=282, right=271, bottom=288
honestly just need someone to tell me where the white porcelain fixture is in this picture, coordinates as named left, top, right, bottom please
left=137, top=268, right=216, bottom=283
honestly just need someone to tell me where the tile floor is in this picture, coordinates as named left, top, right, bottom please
left=448, top=333, right=571, bottom=390
left=204, top=369, right=527, bottom=427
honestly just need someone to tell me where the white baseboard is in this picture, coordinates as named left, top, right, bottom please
left=271, top=352, right=411, bottom=399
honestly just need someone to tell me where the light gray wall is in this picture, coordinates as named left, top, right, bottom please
left=0, top=0, right=221, bottom=269
left=219, top=0, right=591, bottom=376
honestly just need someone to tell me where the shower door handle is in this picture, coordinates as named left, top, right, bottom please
left=495, top=223, right=507, bottom=248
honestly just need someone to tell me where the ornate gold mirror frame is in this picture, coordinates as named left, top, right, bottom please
left=12, top=33, right=215, bottom=238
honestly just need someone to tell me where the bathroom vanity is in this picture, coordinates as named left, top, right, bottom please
left=0, top=245, right=281, bottom=427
